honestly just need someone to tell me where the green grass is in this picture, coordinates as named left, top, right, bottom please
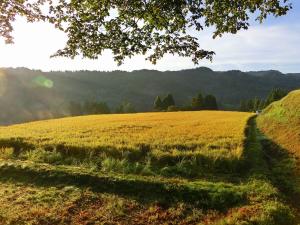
left=257, top=90, right=300, bottom=222
left=257, top=90, right=300, bottom=157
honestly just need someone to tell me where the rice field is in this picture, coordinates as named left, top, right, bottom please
left=0, top=110, right=297, bottom=224
left=0, top=111, right=252, bottom=161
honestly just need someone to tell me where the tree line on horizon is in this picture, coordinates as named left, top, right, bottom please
left=68, top=88, right=287, bottom=116
left=153, top=92, right=218, bottom=112
left=69, top=92, right=219, bottom=116
left=69, top=101, right=136, bottom=116
left=240, top=88, right=288, bottom=112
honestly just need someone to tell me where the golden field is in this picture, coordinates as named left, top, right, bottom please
left=0, top=110, right=298, bottom=224
left=0, top=111, right=253, bottom=160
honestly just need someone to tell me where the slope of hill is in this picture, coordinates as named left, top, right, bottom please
left=257, top=90, right=300, bottom=158
left=257, top=90, right=300, bottom=221
left=0, top=111, right=297, bottom=224
left=0, top=67, right=300, bottom=125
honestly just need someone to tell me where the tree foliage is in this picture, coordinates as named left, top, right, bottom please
left=265, top=88, right=288, bottom=105
left=191, top=92, right=204, bottom=110
left=69, top=100, right=111, bottom=115
left=154, top=92, right=219, bottom=111
left=191, top=92, right=218, bottom=110
left=240, top=88, right=288, bottom=112
left=115, top=101, right=136, bottom=113
left=154, top=96, right=163, bottom=111
left=0, top=0, right=291, bottom=64
left=204, top=94, right=218, bottom=110
left=154, top=94, right=176, bottom=111
left=162, top=94, right=176, bottom=109
left=0, top=0, right=45, bottom=44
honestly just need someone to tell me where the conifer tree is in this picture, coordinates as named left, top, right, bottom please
left=154, top=96, right=163, bottom=111
left=191, top=92, right=204, bottom=110
left=204, top=95, right=218, bottom=110
left=162, top=94, right=175, bottom=110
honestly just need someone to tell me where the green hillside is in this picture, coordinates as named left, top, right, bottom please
left=0, top=110, right=298, bottom=224
left=257, top=90, right=300, bottom=221
left=0, top=67, right=299, bottom=124
left=257, top=90, right=300, bottom=159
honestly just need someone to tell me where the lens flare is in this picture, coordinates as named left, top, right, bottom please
left=33, top=76, right=54, bottom=88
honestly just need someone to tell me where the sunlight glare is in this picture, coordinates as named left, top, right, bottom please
left=32, top=75, right=54, bottom=88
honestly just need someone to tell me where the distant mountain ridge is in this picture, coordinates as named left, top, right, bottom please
left=246, top=70, right=284, bottom=77
left=0, top=67, right=299, bottom=125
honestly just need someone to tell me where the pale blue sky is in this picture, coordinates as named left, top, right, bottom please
left=0, top=1, right=299, bottom=73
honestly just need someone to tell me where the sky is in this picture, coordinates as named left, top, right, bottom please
left=0, top=1, right=299, bottom=73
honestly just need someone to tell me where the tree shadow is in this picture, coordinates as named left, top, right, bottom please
left=257, top=128, right=300, bottom=222
left=0, top=161, right=246, bottom=211
left=255, top=127, right=299, bottom=200
left=1, top=117, right=295, bottom=213
left=0, top=135, right=254, bottom=182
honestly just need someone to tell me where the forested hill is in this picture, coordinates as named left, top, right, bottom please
left=0, top=67, right=300, bottom=125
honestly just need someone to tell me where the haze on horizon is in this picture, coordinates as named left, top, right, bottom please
left=0, top=0, right=299, bottom=73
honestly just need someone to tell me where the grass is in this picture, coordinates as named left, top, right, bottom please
left=257, top=90, right=300, bottom=158
left=0, top=110, right=297, bottom=224
left=257, top=89, right=300, bottom=221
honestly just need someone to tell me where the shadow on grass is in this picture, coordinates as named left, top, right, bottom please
left=256, top=127, right=300, bottom=222
left=0, top=161, right=246, bottom=211
left=0, top=117, right=295, bottom=214
left=0, top=117, right=257, bottom=180
left=238, top=117, right=297, bottom=190
left=257, top=131, right=299, bottom=199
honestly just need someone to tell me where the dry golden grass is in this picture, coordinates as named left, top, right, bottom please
left=0, top=111, right=253, bottom=159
